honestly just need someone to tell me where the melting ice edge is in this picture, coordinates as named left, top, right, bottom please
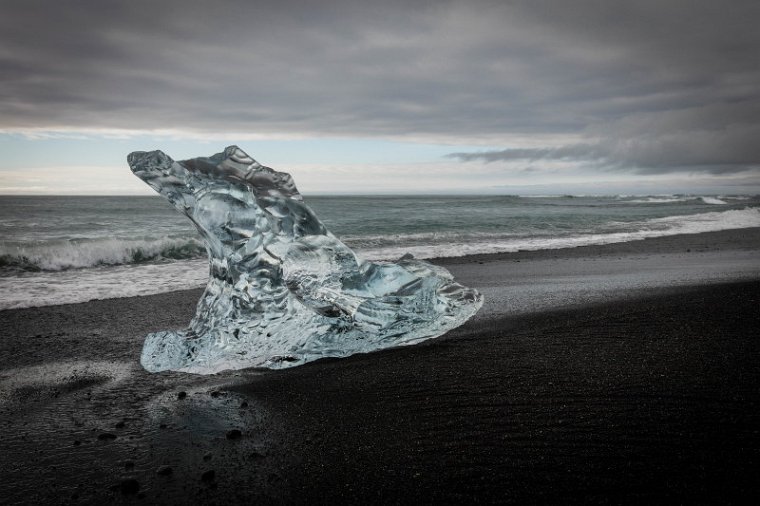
left=127, top=146, right=483, bottom=374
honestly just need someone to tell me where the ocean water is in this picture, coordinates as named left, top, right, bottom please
left=1, top=194, right=759, bottom=309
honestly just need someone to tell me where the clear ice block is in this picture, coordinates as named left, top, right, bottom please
left=127, top=146, right=482, bottom=373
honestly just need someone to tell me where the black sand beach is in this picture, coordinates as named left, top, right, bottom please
left=1, top=229, right=759, bottom=504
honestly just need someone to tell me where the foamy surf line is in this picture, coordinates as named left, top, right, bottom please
left=624, top=196, right=729, bottom=204
left=0, top=207, right=758, bottom=310
left=0, top=259, right=209, bottom=310
left=0, top=236, right=204, bottom=272
left=357, top=207, right=760, bottom=260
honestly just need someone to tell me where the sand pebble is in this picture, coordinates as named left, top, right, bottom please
left=119, top=478, right=140, bottom=495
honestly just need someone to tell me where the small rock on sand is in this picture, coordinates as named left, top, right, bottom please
left=226, top=429, right=242, bottom=440
left=119, top=478, right=140, bottom=495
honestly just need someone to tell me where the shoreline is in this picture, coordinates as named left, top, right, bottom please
left=432, top=225, right=760, bottom=264
left=1, top=226, right=759, bottom=312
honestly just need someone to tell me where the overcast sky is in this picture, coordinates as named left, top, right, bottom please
left=1, top=0, right=759, bottom=194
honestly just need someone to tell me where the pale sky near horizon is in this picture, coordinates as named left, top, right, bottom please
left=1, top=0, right=759, bottom=195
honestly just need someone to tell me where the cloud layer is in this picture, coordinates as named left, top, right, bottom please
left=1, top=0, right=759, bottom=175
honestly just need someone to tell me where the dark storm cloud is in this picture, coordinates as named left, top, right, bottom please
left=1, top=0, right=760, bottom=173
left=448, top=114, right=760, bottom=175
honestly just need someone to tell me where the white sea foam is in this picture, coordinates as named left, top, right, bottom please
left=0, top=259, right=209, bottom=310
left=699, top=196, right=727, bottom=205
left=625, top=195, right=728, bottom=204
left=626, top=196, right=684, bottom=203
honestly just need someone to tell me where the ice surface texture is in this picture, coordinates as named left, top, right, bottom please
left=127, top=146, right=483, bottom=374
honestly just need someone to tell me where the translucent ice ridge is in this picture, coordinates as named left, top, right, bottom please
left=127, top=146, right=483, bottom=374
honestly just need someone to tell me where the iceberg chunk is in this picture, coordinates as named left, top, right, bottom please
left=127, top=146, right=483, bottom=374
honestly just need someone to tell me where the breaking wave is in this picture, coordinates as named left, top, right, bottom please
left=0, top=237, right=205, bottom=273
left=699, top=196, right=728, bottom=205
left=624, top=195, right=727, bottom=205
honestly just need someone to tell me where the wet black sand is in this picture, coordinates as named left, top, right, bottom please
left=0, top=230, right=759, bottom=504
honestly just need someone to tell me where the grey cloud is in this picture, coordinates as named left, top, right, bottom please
left=1, top=0, right=760, bottom=173
left=449, top=100, right=760, bottom=174
left=448, top=132, right=760, bottom=175
left=448, top=145, right=605, bottom=163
